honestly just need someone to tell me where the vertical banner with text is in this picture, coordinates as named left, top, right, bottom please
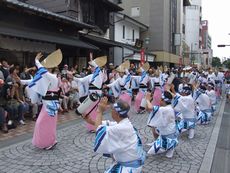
left=140, top=48, right=145, bottom=65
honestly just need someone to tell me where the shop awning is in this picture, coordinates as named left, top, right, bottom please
left=82, top=34, right=121, bottom=47
left=0, top=24, right=99, bottom=50
left=81, top=34, right=142, bottom=52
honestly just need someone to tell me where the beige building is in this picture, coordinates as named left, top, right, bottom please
left=120, top=0, right=191, bottom=67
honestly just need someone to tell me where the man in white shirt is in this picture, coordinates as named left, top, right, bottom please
left=84, top=98, right=146, bottom=173
left=194, top=85, right=212, bottom=124
left=146, top=91, right=178, bottom=158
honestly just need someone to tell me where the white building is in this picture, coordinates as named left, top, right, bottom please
left=113, top=13, right=155, bottom=66
left=185, top=0, right=202, bottom=65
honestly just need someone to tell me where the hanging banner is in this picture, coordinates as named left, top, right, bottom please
left=140, top=48, right=145, bottom=65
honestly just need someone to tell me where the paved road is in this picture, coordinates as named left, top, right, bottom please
left=211, top=101, right=230, bottom=173
left=0, top=101, right=223, bottom=173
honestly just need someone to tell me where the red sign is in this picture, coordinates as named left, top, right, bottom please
left=140, top=48, right=145, bottom=65
left=179, top=57, right=182, bottom=65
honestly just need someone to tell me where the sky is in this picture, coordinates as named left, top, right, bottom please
left=202, top=0, right=230, bottom=61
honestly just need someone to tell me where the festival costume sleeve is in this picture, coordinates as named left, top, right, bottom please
left=26, top=60, right=53, bottom=103
left=74, top=76, right=90, bottom=98
left=73, top=76, right=88, bottom=83
left=172, top=95, right=183, bottom=111
left=124, top=74, right=132, bottom=90
left=131, top=76, right=140, bottom=89
left=20, top=79, right=33, bottom=85
left=140, top=71, right=149, bottom=85
left=90, top=67, right=104, bottom=89
left=94, top=125, right=121, bottom=154
left=159, top=73, right=164, bottom=86
left=147, top=106, right=167, bottom=128
left=149, top=77, right=154, bottom=89
left=173, top=95, right=193, bottom=117
left=107, top=78, right=121, bottom=98
left=102, top=120, right=117, bottom=126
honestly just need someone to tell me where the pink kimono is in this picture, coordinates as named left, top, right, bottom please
left=21, top=60, right=60, bottom=149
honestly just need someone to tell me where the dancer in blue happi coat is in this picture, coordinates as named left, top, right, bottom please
left=146, top=91, right=178, bottom=158
left=171, top=85, right=197, bottom=139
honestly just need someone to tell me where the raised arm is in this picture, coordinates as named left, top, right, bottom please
left=35, top=52, right=44, bottom=69
left=145, top=92, right=153, bottom=111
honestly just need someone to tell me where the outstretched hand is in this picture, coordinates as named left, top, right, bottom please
left=97, top=97, right=108, bottom=113
left=145, top=92, right=152, bottom=101
left=35, top=52, right=43, bottom=61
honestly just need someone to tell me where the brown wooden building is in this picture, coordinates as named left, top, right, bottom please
left=0, top=0, right=122, bottom=69
left=0, top=0, right=123, bottom=68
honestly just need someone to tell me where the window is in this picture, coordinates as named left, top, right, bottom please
left=131, top=7, right=140, bottom=17
left=123, top=25, right=125, bottom=39
left=132, top=29, right=135, bottom=42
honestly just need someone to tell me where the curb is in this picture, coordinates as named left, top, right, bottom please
left=199, top=97, right=226, bottom=173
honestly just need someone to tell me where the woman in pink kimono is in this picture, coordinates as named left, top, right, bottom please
left=21, top=50, right=62, bottom=150
left=132, top=62, right=150, bottom=114
left=150, top=69, right=162, bottom=106
left=106, top=60, right=132, bottom=107
left=74, top=56, right=107, bottom=132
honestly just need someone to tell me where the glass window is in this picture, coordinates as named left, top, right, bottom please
left=131, top=7, right=140, bottom=17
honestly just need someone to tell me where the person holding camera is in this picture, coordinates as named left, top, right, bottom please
left=84, top=97, right=146, bottom=173
left=5, top=66, right=26, bottom=125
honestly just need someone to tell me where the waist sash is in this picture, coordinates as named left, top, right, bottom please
left=118, top=158, right=144, bottom=168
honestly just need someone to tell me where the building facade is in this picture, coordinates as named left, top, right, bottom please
left=113, top=13, right=156, bottom=66
left=185, top=0, right=203, bottom=66
left=201, top=20, right=213, bottom=68
left=0, top=0, right=124, bottom=69
left=0, top=0, right=99, bottom=67
left=24, top=0, right=123, bottom=68
left=119, top=0, right=191, bottom=67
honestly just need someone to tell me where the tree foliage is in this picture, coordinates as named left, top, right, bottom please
left=223, top=59, right=230, bottom=69
left=212, top=57, right=222, bottom=67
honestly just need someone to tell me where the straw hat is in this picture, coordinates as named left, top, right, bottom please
left=155, top=69, right=160, bottom=77
left=115, top=60, right=130, bottom=73
left=137, top=62, right=150, bottom=73
left=41, top=49, right=62, bottom=68
left=164, top=66, right=168, bottom=72
left=88, top=56, right=107, bottom=67
left=159, top=66, right=163, bottom=72
left=142, top=62, right=150, bottom=71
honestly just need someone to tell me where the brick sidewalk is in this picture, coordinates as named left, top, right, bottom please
left=0, top=100, right=223, bottom=173
left=0, top=111, right=79, bottom=142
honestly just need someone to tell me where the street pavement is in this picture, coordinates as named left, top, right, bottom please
left=0, top=99, right=226, bottom=173
left=211, top=100, right=230, bottom=173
